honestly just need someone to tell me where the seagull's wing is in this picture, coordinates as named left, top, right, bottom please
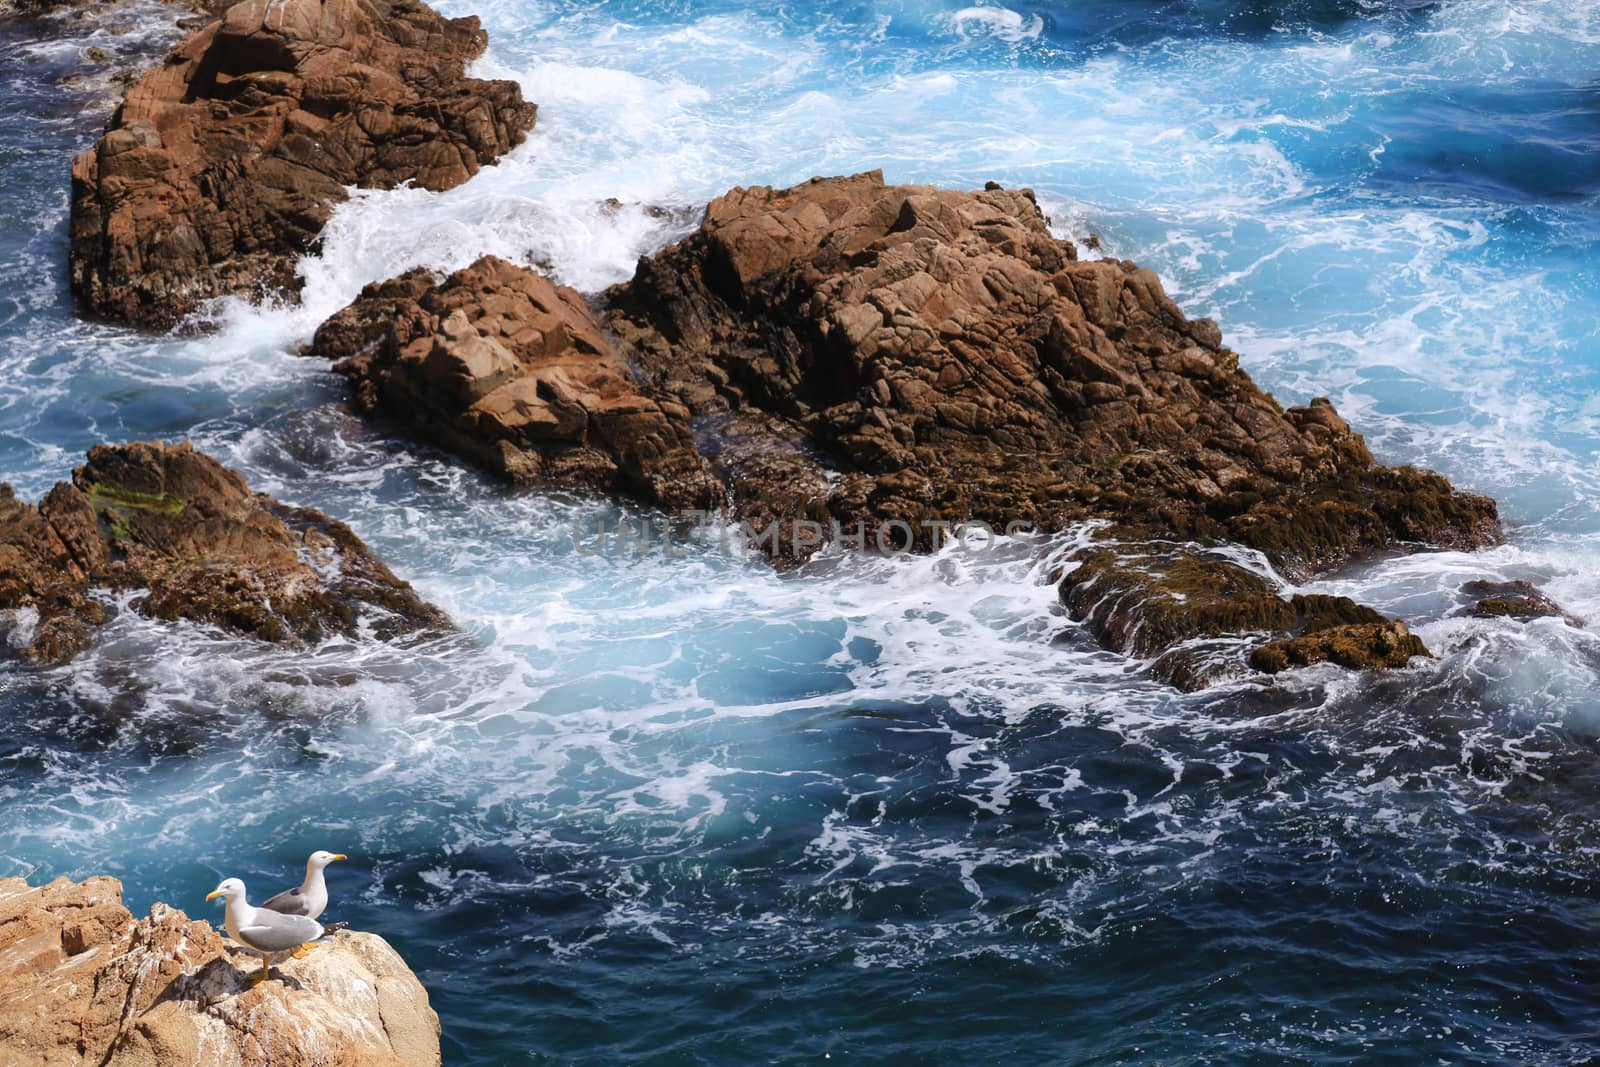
left=260, top=886, right=312, bottom=916
left=236, top=911, right=324, bottom=954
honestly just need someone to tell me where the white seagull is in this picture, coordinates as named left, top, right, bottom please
left=206, top=877, right=325, bottom=986
left=261, top=849, right=347, bottom=929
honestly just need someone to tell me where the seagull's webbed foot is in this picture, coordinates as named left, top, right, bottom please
left=291, top=943, right=319, bottom=960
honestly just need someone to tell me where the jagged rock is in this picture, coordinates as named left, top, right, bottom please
left=306, top=171, right=1500, bottom=684
left=605, top=170, right=1499, bottom=576
left=69, top=0, right=538, bottom=329
left=1057, top=545, right=1423, bottom=689
left=1461, top=578, right=1584, bottom=627
left=0, top=440, right=450, bottom=665
left=0, top=875, right=440, bottom=1066
left=308, top=256, right=718, bottom=508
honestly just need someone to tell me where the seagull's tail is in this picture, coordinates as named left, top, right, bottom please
left=320, top=921, right=351, bottom=936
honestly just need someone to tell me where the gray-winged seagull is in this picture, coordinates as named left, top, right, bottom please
left=206, top=877, right=324, bottom=986
left=261, top=849, right=347, bottom=939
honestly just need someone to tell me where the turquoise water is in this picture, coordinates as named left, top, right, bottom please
left=3, top=1, right=1600, bottom=1062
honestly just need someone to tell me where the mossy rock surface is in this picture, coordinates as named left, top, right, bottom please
left=0, top=441, right=451, bottom=665
left=1250, top=621, right=1429, bottom=674
left=1059, top=541, right=1430, bottom=690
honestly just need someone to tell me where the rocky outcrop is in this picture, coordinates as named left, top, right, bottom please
left=1461, top=578, right=1584, bottom=627
left=309, top=256, right=717, bottom=508
left=1057, top=545, right=1427, bottom=689
left=0, top=875, right=440, bottom=1066
left=605, top=171, right=1499, bottom=575
left=69, top=0, right=538, bottom=329
left=307, top=170, right=1500, bottom=685
left=0, top=440, right=449, bottom=664
left=1249, top=619, right=1427, bottom=676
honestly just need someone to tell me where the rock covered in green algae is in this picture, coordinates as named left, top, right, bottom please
left=0, top=441, right=450, bottom=665
left=1461, top=579, right=1584, bottom=627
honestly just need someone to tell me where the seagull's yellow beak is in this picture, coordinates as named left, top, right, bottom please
left=204, top=890, right=222, bottom=901
left=331, top=854, right=348, bottom=862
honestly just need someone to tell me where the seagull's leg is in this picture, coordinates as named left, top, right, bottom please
left=255, top=951, right=271, bottom=986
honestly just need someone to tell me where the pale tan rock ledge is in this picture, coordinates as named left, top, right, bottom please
left=0, top=875, right=441, bottom=1067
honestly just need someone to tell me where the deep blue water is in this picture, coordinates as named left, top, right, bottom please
left=3, top=0, right=1600, bottom=1062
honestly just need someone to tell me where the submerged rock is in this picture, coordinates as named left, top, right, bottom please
left=0, top=875, right=440, bottom=1066
left=69, top=0, right=538, bottom=329
left=1057, top=545, right=1424, bottom=689
left=1461, top=578, right=1584, bottom=627
left=0, top=440, right=450, bottom=665
left=309, top=255, right=717, bottom=509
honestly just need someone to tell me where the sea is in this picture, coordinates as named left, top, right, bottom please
left=2, top=0, right=1599, bottom=1062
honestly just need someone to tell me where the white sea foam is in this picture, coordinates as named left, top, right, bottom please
left=1, top=0, right=1598, bottom=999
left=947, top=6, right=1045, bottom=44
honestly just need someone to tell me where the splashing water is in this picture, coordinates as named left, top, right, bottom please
left=3, top=0, right=1600, bottom=1061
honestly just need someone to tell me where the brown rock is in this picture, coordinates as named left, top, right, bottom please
left=1461, top=578, right=1584, bottom=627
left=1250, top=620, right=1429, bottom=675
left=1057, top=544, right=1422, bottom=689
left=0, top=876, right=440, bottom=1066
left=70, top=0, right=538, bottom=329
left=308, top=255, right=718, bottom=508
left=0, top=440, right=450, bottom=665
left=304, top=172, right=1501, bottom=686
left=605, top=171, right=1499, bottom=578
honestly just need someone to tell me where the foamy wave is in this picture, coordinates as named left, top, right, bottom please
left=947, top=6, right=1045, bottom=44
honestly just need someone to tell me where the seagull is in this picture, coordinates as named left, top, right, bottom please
left=261, top=850, right=347, bottom=927
left=206, top=877, right=325, bottom=986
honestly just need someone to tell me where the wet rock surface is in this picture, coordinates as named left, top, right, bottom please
left=1057, top=545, right=1425, bottom=690
left=310, top=255, right=717, bottom=508
left=69, top=0, right=537, bottom=329
left=0, top=875, right=440, bottom=1066
left=308, top=171, right=1502, bottom=686
left=0, top=440, right=450, bottom=665
left=1249, top=620, right=1428, bottom=676
left=1461, top=578, right=1584, bottom=627
left=605, top=170, right=1500, bottom=577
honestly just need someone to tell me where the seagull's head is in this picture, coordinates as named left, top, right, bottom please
left=205, top=877, right=245, bottom=904
left=309, top=850, right=348, bottom=869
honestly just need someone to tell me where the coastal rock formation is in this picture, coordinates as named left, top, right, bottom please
left=1057, top=545, right=1427, bottom=689
left=309, top=256, right=717, bottom=508
left=0, top=440, right=449, bottom=665
left=1461, top=578, right=1583, bottom=626
left=1249, top=619, right=1427, bottom=676
left=69, top=0, right=538, bottom=328
left=308, top=171, right=1499, bottom=685
left=606, top=170, right=1498, bottom=576
left=0, top=875, right=440, bottom=1067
